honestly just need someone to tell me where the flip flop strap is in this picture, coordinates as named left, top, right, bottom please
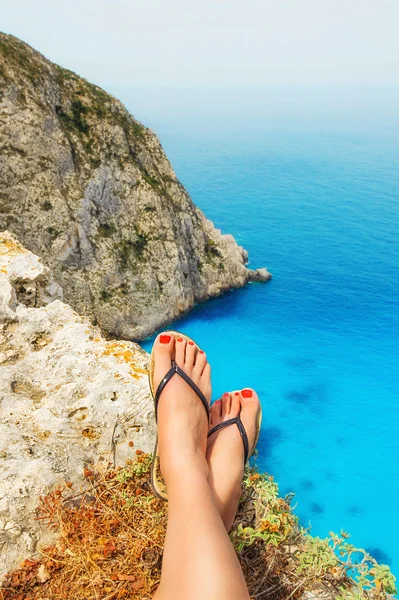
left=154, top=360, right=210, bottom=422
left=207, top=415, right=249, bottom=465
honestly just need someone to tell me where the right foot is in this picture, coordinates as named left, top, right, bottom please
left=206, top=389, right=260, bottom=531
left=152, top=333, right=212, bottom=485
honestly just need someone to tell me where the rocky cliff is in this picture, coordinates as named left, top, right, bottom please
left=0, top=231, right=155, bottom=578
left=0, top=33, right=270, bottom=340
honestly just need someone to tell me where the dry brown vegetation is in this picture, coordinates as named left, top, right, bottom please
left=0, top=452, right=396, bottom=600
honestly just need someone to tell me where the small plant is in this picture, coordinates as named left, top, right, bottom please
left=143, top=174, right=159, bottom=187
left=46, top=226, right=59, bottom=239
left=204, top=237, right=223, bottom=265
left=132, top=233, right=148, bottom=256
left=119, top=282, right=130, bottom=296
left=337, top=590, right=366, bottom=600
left=328, top=532, right=397, bottom=597
left=131, top=121, right=145, bottom=138
left=100, top=289, right=112, bottom=301
left=90, top=157, right=101, bottom=168
left=296, top=535, right=339, bottom=577
left=119, top=240, right=132, bottom=269
left=98, top=222, right=116, bottom=238
left=85, top=138, right=94, bottom=152
left=119, top=233, right=149, bottom=268
left=41, top=201, right=53, bottom=211
left=55, top=99, right=89, bottom=135
left=231, top=471, right=297, bottom=552
left=70, top=99, right=89, bottom=133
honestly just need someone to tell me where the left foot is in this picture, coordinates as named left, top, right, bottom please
left=152, top=333, right=211, bottom=486
left=206, top=389, right=260, bottom=531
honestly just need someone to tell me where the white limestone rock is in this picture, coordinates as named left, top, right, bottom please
left=0, top=231, right=155, bottom=579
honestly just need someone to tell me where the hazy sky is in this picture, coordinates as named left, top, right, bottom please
left=1, top=0, right=399, bottom=91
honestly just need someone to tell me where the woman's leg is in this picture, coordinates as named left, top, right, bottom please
left=157, top=460, right=250, bottom=599
left=206, top=389, right=261, bottom=531
left=151, top=334, right=250, bottom=600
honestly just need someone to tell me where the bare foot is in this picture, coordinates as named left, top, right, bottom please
left=152, top=333, right=212, bottom=486
left=206, top=389, right=260, bottom=531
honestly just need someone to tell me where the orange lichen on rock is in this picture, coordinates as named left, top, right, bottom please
left=0, top=234, right=29, bottom=274
left=102, top=342, right=147, bottom=380
left=0, top=235, right=28, bottom=258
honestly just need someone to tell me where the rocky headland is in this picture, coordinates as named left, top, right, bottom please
left=0, top=32, right=270, bottom=341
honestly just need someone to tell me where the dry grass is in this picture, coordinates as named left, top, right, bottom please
left=0, top=453, right=395, bottom=600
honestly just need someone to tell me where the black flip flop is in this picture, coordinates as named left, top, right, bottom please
left=207, top=399, right=262, bottom=465
left=148, top=331, right=210, bottom=500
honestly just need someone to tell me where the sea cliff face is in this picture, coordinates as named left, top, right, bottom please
left=0, top=33, right=270, bottom=340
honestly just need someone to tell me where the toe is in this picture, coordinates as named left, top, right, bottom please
left=221, top=392, right=231, bottom=417
left=153, top=333, right=174, bottom=389
left=185, top=339, right=196, bottom=370
left=175, top=335, right=186, bottom=368
left=201, top=362, right=211, bottom=384
left=194, top=349, right=207, bottom=375
left=199, top=362, right=212, bottom=404
left=211, top=398, right=223, bottom=423
left=239, top=388, right=261, bottom=449
left=241, top=388, right=259, bottom=409
left=230, top=390, right=241, bottom=417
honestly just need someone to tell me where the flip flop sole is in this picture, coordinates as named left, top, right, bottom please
left=250, top=405, right=263, bottom=461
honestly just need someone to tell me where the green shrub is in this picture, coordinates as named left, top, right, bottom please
left=98, top=222, right=116, bottom=238
left=143, top=174, right=159, bottom=187
left=230, top=467, right=397, bottom=599
left=46, top=226, right=59, bottom=239
left=119, top=233, right=149, bottom=268
left=100, top=289, right=112, bottom=301
left=55, top=99, right=89, bottom=135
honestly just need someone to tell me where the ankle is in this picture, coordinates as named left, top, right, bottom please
left=161, top=447, right=209, bottom=487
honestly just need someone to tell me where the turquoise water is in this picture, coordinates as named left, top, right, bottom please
left=129, top=88, right=399, bottom=576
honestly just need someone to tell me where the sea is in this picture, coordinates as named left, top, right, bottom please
left=116, top=85, right=399, bottom=577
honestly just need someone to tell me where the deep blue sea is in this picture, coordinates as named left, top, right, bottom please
left=120, top=86, right=399, bottom=577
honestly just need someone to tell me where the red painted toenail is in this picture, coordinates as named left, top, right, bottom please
left=188, top=341, right=194, bottom=346
left=215, top=400, right=221, bottom=405
left=199, top=350, right=204, bottom=354
left=234, top=392, right=240, bottom=396
left=242, top=389, right=253, bottom=398
left=160, top=335, right=171, bottom=344
left=177, top=337, right=183, bottom=342
left=223, top=393, right=229, bottom=397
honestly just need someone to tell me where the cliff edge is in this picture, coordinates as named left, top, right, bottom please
left=0, top=33, right=270, bottom=340
left=0, top=230, right=155, bottom=577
